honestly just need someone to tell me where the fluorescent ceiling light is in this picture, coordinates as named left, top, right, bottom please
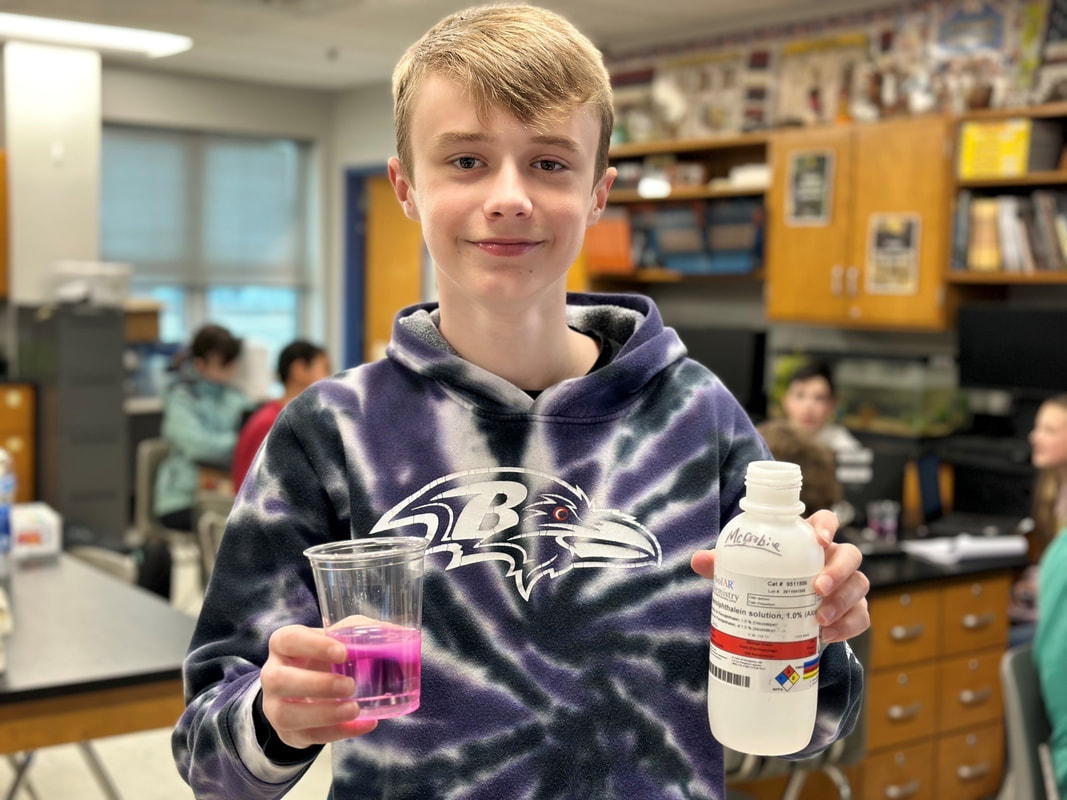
left=0, top=13, right=192, bottom=58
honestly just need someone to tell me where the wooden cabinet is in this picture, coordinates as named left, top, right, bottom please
left=863, top=572, right=1011, bottom=800
left=766, top=116, right=956, bottom=330
left=0, top=384, right=35, bottom=502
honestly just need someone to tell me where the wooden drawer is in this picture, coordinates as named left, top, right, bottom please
left=867, top=661, right=939, bottom=750
left=935, top=721, right=1004, bottom=800
left=937, top=649, right=1003, bottom=734
left=941, top=576, right=1011, bottom=657
left=862, top=741, right=935, bottom=800
left=0, top=385, right=33, bottom=436
left=870, top=585, right=940, bottom=670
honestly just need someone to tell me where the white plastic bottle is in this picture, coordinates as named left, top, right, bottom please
left=707, top=460, right=825, bottom=755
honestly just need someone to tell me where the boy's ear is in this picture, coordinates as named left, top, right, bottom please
left=586, top=165, right=617, bottom=227
left=388, top=156, right=421, bottom=222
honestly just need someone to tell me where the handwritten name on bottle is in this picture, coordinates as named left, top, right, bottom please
left=720, top=525, right=782, bottom=556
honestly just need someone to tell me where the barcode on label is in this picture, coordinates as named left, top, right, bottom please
left=710, top=663, right=750, bottom=688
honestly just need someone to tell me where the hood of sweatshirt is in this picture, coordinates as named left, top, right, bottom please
left=387, top=292, right=688, bottom=418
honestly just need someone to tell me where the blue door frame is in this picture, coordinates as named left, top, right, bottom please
left=342, top=165, right=388, bottom=368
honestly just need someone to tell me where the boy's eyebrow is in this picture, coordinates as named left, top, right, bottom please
left=433, top=131, right=581, bottom=153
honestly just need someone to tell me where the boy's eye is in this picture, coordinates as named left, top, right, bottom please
left=452, top=156, right=482, bottom=170
left=535, top=159, right=565, bottom=172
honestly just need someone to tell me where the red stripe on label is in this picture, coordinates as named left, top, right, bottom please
left=711, top=627, right=818, bottom=660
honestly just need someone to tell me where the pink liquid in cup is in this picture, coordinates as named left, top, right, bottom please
left=328, top=626, right=422, bottom=719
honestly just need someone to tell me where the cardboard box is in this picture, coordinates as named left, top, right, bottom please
left=11, top=502, right=62, bottom=559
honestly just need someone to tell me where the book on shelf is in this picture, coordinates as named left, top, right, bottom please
left=956, top=190, right=1067, bottom=273
left=957, top=118, right=1065, bottom=179
left=967, top=198, right=1001, bottom=271
left=584, top=206, right=635, bottom=275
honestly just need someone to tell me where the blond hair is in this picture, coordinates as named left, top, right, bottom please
left=756, top=420, right=844, bottom=515
left=392, top=4, right=614, bottom=186
left=1031, top=393, right=1067, bottom=561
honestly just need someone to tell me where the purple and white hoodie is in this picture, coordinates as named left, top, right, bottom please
left=173, top=292, right=863, bottom=800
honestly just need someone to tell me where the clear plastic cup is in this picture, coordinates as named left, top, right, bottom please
left=304, top=537, right=428, bottom=719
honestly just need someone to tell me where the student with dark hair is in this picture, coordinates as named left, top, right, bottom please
left=781, top=360, right=861, bottom=453
left=231, top=340, right=331, bottom=490
left=154, top=324, right=250, bottom=531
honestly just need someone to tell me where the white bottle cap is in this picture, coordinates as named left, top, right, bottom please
left=739, top=460, right=805, bottom=516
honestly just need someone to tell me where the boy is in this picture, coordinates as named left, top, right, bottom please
left=173, top=7, right=869, bottom=799
left=230, top=339, right=331, bottom=490
left=155, top=323, right=248, bottom=531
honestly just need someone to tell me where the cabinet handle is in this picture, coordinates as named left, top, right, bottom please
left=888, top=702, right=923, bottom=721
left=831, top=265, right=844, bottom=296
left=884, top=780, right=921, bottom=799
left=957, top=761, right=991, bottom=781
left=846, top=266, right=859, bottom=296
left=962, top=612, right=995, bottom=630
left=890, top=623, right=925, bottom=641
left=959, top=687, right=993, bottom=706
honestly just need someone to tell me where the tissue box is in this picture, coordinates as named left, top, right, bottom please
left=11, top=502, right=62, bottom=559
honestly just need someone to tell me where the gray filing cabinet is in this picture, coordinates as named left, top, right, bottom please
left=17, top=305, right=128, bottom=549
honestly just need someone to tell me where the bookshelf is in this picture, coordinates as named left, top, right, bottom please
left=950, top=104, right=1067, bottom=282
left=586, top=133, right=770, bottom=287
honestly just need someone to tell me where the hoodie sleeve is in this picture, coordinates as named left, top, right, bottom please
left=172, top=407, right=346, bottom=799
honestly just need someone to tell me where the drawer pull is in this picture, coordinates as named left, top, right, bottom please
left=890, top=624, right=925, bottom=641
left=888, top=702, right=923, bottom=721
left=884, top=780, right=921, bottom=799
left=957, top=761, right=991, bottom=781
left=959, top=687, right=993, bottom=706
left=962, top=612, right=995, bottom=630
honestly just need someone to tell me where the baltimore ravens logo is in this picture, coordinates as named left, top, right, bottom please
left=369, top=468, right=662, bottom=600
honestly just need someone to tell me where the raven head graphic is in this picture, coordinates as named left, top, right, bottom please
left=369, top=468, right=661, bottom=600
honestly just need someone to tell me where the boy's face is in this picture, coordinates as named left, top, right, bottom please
left=389, top=75, right=615, bottom=309
left=782, top=376, right=836, bottom=433
left=194, top=354, right=238, bottom=386
left=1030, top=402, right=1067, bottom=470
left=289, top=353, right=331, bottom=390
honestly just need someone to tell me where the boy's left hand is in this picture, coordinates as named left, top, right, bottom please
left=690, top=509, right=870, bottom=645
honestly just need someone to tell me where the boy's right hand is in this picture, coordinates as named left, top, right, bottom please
left=261, top=624, right=378, bottom=749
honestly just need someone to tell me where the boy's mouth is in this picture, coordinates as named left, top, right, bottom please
left=473, top=239, right=542, bottom=256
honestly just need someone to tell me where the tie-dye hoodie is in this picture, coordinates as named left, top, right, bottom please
left=173, top=292, right=863, bottom=800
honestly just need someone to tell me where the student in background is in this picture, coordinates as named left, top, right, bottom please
left=1009, top=394, right=1067, bottom=636
left=231, top=340, right=331, bottom=490
left=757, top=419, right=844, bottom=515
left=1029, top=394, right=1067, bottom=562
left=1031, top=396, right=1067, bottom=798
left=154, top=324, right=249, bottom=531
left=781, top=360, right=861, bottom=453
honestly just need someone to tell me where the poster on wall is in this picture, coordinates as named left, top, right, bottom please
left=786, top=150, right=834, bottom=226
left=866, top=213, right=921, bottom=295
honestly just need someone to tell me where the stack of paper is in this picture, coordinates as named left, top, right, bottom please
left=900, top=534, right=1028, bottom=565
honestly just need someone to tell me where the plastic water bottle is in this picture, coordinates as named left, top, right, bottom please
left=707, top=460, right=825, bottom=755
left=0, top=448, right=13, bottom=577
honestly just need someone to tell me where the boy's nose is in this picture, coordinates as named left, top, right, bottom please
left=483, top=162, right=533, bottom=218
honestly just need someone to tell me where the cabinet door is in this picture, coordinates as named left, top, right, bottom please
left=765, top=126, right=853, bottom=323
left=941, top=575, right=1011, bottom=657
left=937, top=649, right=1003, bottom=734
left=848, top=116, right=952, bottom=330
left=863, top=741, right=935, bottom=800
left=935, top=722, right=1004, bottom=800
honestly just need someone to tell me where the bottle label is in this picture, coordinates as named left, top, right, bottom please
left=709, top=568, right=820, bottom=693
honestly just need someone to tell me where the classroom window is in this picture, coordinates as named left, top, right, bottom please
left=100, top=125, right=314, bottom=367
